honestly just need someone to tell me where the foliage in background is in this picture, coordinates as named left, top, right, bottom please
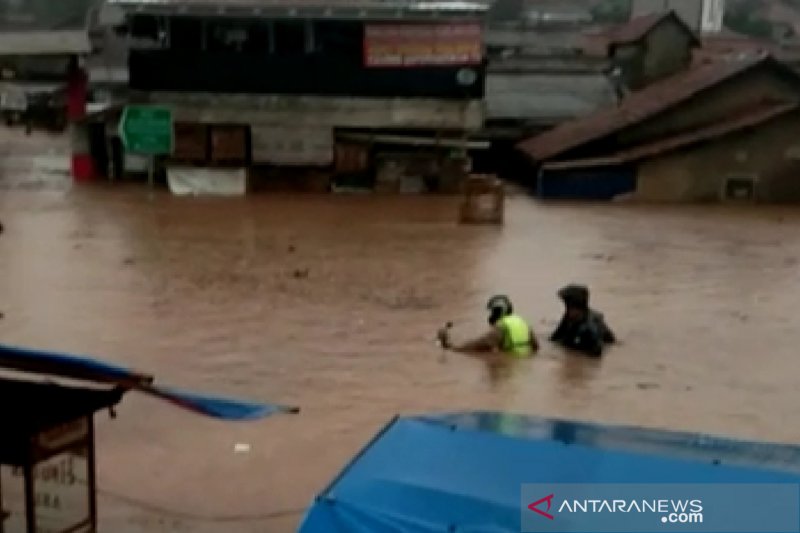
left=725, top=0, right=786, bottom=39
left=590, top=0, right=632, bottom=23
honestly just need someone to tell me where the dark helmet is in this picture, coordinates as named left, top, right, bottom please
left=486, top=294, right=513, bottom=325
left=557, top=284, right=590, bottom=310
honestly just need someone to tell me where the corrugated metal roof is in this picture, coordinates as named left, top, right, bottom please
left=0, top=0, right=94, bottom=54
left=606, top=12, right=664, bottom=43
left=0, top=30, right=91, bottom=55
left=540, top=102, right=798, bottom=170
left=485, top=26, right=584, bottom=51
left=110, top=0, right=483, bottom=6
left=107, top=0, right=488, bottom=19
left=487, top=54, right=610, bottom=73
left=486, top=72, right=617, bottom=122
left=0, top=0, right=96, bottom=31
left=517, top=53, right=783, bottom=162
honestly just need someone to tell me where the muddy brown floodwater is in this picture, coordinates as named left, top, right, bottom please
left=3, top=158, right=800, bottom=532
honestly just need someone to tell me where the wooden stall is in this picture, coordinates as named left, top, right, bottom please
left=0, top=378, right=123, bottom=533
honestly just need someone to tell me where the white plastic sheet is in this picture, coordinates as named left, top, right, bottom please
left=166, top=166, right=247, bottom=196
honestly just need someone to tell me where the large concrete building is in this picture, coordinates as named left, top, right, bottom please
left=90, top=0, right=488, bottom=194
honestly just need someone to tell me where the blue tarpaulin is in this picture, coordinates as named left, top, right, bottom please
left=0, top=343, right=299, bottom=421
left=298, top=412, right=800, bottom=533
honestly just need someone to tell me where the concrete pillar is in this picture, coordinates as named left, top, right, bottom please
left=66, top=57, right=94, bottom=182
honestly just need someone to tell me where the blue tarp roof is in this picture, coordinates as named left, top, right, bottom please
left=298, top=412, right=800, bottom=533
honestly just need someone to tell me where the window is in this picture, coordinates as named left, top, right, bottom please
left=169, top=17, right=203, bottom=51
left=207, top=20, right=271, bottom=55
left=128, top=15, right=168, bottom=47
left=273, top=21, right=306, bottom=55
left=130, top=15, right=160, bottom=40
left=207, top=21, right=247, bottom=53
left=313, top=21, right=363, bottom=56
left=723, top=175, right=757, bottom=200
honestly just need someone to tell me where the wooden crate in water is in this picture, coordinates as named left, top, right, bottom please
left=459, top=175, right=505, bottom=224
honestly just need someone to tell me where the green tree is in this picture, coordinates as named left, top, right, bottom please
left=590, top=0, right=632, bottom=23
left=724, top=6, right=774, bottom=39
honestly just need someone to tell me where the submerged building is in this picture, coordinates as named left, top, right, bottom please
left=91, top=0, right=488, bottom=194
left=517, top=55, right=800, bottom=203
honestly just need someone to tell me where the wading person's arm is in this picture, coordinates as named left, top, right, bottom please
left=596, top=313, right=616, bottom=344
left=549, top=314, right=569, bottom=342
left=440, top=328, right=503, bottom=355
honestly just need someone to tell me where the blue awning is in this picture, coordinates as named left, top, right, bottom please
left=0, top=343, right=299, bottom=421
left=299, top=412, right=800, bottom=532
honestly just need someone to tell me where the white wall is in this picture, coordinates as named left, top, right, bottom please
left=149, top=93, right=485, bottom=131
left=701, top=0, right=725, bottom=33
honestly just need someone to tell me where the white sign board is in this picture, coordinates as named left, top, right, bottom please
left=124, top=152, right=149, bottom=173
left=251, top=125, right=333, bottom=166
left=0, top=84, right=27, bottom=111
left=1, top=449, right=91, bottom=533
left=701, top=0, right=725, bottom=33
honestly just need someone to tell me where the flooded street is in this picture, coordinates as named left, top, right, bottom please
left=3, top=143, right=800, bottom=530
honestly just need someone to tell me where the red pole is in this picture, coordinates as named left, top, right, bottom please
left=67, top=56, right=94, bottom=182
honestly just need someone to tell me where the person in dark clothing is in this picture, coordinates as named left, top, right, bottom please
left=550, top=284, right=615, bottom=358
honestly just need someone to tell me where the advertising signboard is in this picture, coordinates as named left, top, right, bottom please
left=364, top=23, right=482, bottom=67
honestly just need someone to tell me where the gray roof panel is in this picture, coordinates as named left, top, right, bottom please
left=108, top=0, right=488, bottom=20
left=486, top=72, right=618, bottom=121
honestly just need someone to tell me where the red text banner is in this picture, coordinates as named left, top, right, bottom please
left=364, top=23, right=482, bottom=67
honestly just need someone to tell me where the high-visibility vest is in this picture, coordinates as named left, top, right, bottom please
left=497, top=314, right=533, bottom=357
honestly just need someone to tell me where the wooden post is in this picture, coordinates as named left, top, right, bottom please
left=23, top=463, right=35, bottom=533
left=148, top=156, right=155, bottom=189
left=87, top=418, right=98, bottom=531
left=0, top=468, right=5, bottom=533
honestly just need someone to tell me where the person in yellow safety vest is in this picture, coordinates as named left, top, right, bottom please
left=438, top=295, right=538, bottom=357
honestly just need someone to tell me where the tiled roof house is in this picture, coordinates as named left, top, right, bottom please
left=515, top=54, right=800, bottom=202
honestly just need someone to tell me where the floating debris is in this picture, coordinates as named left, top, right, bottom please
left=234, top=443, right=251, bottom=454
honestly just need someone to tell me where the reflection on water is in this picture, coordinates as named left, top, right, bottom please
left=557, top=354, right=602, bottom=390
left=3, top=182, right=800, bottom=531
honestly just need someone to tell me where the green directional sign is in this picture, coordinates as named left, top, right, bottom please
left=118, top=105, right=174, bottom=155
